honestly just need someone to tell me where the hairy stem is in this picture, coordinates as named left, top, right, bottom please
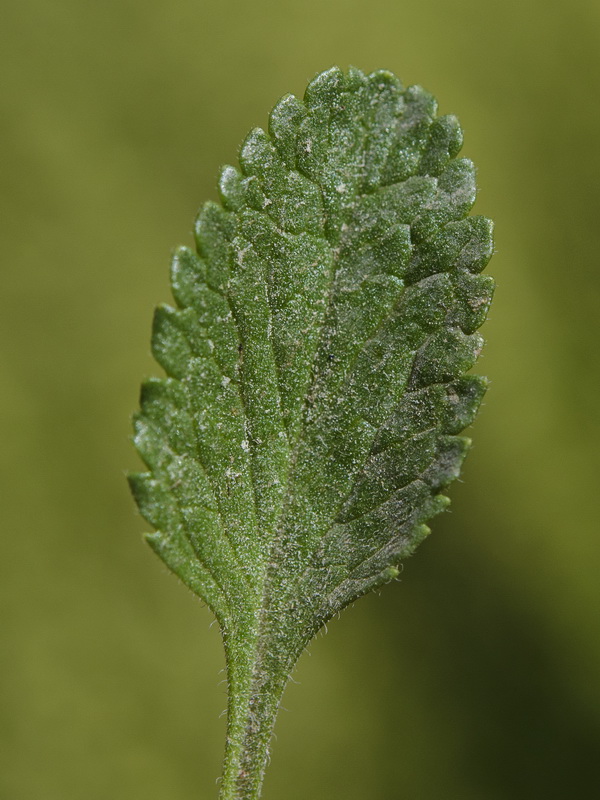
left=219, top=630, right=292, bottom=800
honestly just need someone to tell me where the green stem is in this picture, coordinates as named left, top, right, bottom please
left=218, top=631, right=291, bottom=800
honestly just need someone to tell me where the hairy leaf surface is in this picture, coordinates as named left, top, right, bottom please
left=129, top=66, right=494, bottom=799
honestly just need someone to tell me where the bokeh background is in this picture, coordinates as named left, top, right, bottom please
left=3, top=1, right=600, bottom=797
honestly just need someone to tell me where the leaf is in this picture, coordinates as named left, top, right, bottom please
left=129, top=66, right=494, bottom=799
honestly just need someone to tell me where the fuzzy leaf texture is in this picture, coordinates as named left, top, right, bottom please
left=129, top=66, right=494, bottom=800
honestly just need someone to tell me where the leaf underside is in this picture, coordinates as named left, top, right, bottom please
left=129, top=65, right=494, bottom=655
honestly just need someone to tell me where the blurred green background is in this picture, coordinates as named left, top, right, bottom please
left=2, top=0, right=600, bottom=797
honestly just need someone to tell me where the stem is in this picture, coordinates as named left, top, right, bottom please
left=218, top=630, right=292, bottom=800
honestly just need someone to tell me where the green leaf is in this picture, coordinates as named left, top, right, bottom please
left=129, top=66, right=494, bottom=799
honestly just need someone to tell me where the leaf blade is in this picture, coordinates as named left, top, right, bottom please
left=129, top=66, right=494, bottom=799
